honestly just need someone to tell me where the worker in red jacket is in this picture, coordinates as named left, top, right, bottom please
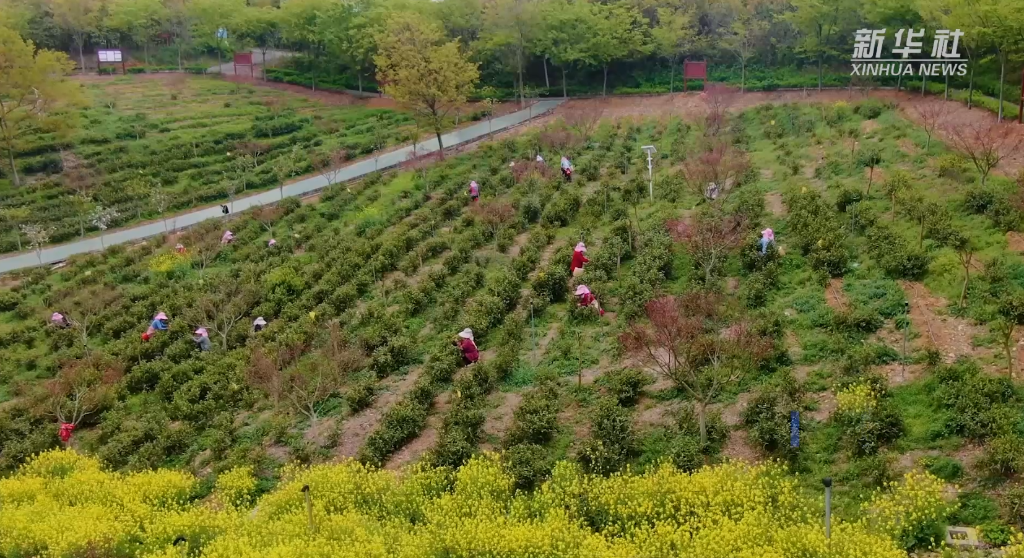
left=456, top=328, right=479, bottom=365
left=570, top=242, right=589, bottom=277
left=575, top=285, right=604, bottom=316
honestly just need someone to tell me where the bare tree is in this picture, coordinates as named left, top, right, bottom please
left=234, top=141, right=271, bottom=169
left=182, top=225, right=223, bottom=276
left=470, top=200, right=517, bottom=245
left=563, top=107, right=603, bottom=145
left=285, top=358, right=342, bottom=424
left=681, top=142, right=751, bottom=209
left=620, top=294, right=772, bottom=445
left=945, top=120, right=1023, bottom=186
left=248, top=340, right=308, bottom=408
left=312, top=149, right=347, bottom=187
left=944, top=229, right=976, bottom=308
left=55, top=286, right=121, bottom=347
left=911, top=101, right=949, bottom=150
left=45, top=353, right=123, bottom=441
left=190, top=277, right=258, bottom=350
left=700, top=83, right=739, bottom=137
left=667, top=212, right=747, bottom=286
left=252, top=206, right=284, bottom=237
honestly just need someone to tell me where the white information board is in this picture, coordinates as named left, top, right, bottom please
left=98, top=50, right=123, bottom=63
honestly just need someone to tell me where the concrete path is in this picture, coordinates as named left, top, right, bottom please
left=208, top=49, right=292, bottom=76
left=0, top=99, right=563, bottom=275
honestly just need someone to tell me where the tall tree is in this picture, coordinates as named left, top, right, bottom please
left=374, top=15, right=479, bottom=158
left=47, top=0, right=101, bottom=72
left=480, top=0, right=538, bottom=107
left=786, top=0, right=849, bottom=91
left=323, top=0, right=381, bottom=93
left=233, top=5, right=280, bottom=76
left=164, top=0, right=193, bottom=71
left=588, top=2, right=650, bottom=96
left=107, top=0, right=167, bottom=65
left=0, top=28, right=80, bottom=188
left=651, top=7, right=695, bottom=94
left=723, top=6, right=767, bottom=92
left=535, top=0, right=592, bottom=98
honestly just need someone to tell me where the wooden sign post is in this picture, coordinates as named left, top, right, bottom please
left=233, top=52, right=254, bottom=79
left=682, top=60, right=708, bottom=92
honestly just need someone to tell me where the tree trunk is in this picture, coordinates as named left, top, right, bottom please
left=78, top=40, right=85, bottom=74
left=6, top=147, right=19, bottom=187
left=144, top=42, right=149, bottom=66
left=959, top=262, right=970, bottom=308
left=921, top=72, right=926, bottom=96
left=919, top=221, right=925, bottom=248
left=669, top=62, right=675, bottom=93
left=817, top=52, right=823, bottom=91
left=517, top=48, right=525, bottom=108
left=358, top=73, right=363, bottom=93
left=944, top=74, right=949, bottom=100
left=603, top=65, right=609, bottom=96
left=543, top=57, right=549, bottom=88
left=697, top=402, right=708, bottom=446
left=222, top=332, right=228, bottom=350
left=262, top=49, right=269, bottom=81
left=435, top=130, right=444, bottom=159
left=177, top=42, right=182, bottom=71
left=998, top=53, right=1005, bottom=122
left=896, top=72, right=902, bottom=92
left=741, top=61, right=746, bottom=93
left=562, top=68, right=568, bottom=98
left=14, top=230, right=21, bottom=251
left=968, top=62, right=975, bottom=109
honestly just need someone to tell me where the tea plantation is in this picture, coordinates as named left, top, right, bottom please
left=0, top=75, right=419, bottom=253
left=5, top=97, right=1024, bottom=555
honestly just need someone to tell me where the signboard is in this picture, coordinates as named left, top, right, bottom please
left=97, top=49, right=122, bottom=63
left=233, top=52, right=255, bottom=79
left=682, top=59, right=708, bottom=91
left=789, top=411, right=800, bottom=447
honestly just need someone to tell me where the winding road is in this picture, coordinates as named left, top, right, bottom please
left=0, top=99, right=564, bottom=275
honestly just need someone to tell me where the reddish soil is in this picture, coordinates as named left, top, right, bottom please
left=550, top=90, right=1024, bottom=177
left=900, top=281, right=990, bottom=363
left=721, top=430, right=758, bottom=463
left=808, top=391, right=837, bottom=421
left=764, top=192, right=786, bottom=216
left=714, top=392, right=755, bottom=427
left=860, top=119, right=881, bottom=134
left=825, top=278, right=849, bottom=312
left=878, top=363, right=926, bottom=386
left=479, top=391, right=523, bottom=450
left=335, top=368, right=422, bottom=459
left=384, top=391, right=450, bottom=470
left=304, top=416, right=338, bottom=447
left=1007, top=232, right=1024, bottom=253
left=635, top=399, right=682, bottom=428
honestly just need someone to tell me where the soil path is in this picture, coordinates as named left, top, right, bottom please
left=335, top=368, right=422, bottom=459
left=900, top=281, right=990, bottom=363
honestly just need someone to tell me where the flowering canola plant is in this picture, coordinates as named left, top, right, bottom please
left=0, top=450, right=946, bottom=558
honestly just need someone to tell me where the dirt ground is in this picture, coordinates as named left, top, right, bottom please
left=900, top=281, right=991, bottom=363
left=548, top=89, right=1024, bottom=177
left=825, top=278, right=849, bottom=312
left=335, top=368, right=422, bottom=459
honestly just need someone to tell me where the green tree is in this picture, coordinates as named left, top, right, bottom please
left=47, top=0, right=101, bottom=72
left=480, top=0, right=539, bottom=106
left=322, top=0, right=382, bottom=93
left=107, top=0, right=167, bottom=65
left=786, top=0, right=850, bottom=91
left=534, top=0, right=592, bottom=98
left=588, top=2, right=649, bottom=96
left=234, top=5, right=281, bottom=76
left=374, top=15, right=479, bottom=159
left=0, top=28, right=80, bottom=187
left=723, top=7, right=767, bottom=93
left=164, top=0, right=193, bottom=71
left=651, top=7, right=695, bottom=93
left=994, top=289, right=1024, bottom=378
left=189, top=0, right=246, bottom=61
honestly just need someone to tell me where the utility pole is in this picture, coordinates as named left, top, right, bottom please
left=641, top=146, right=657, bottom=201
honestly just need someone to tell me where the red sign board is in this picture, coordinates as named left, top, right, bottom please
left=683, top=60, right=707, bottom=79
left=682, top=59, right=708, bottom=91
left=233, top=52, right=253, bottom=66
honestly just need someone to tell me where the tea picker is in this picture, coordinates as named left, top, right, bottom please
left=570, top=242, right=589, bottom=277
left=142, top=312, right=169, bottom=341
left=575, top=285, right=605, bottom=316
left=50, top=312, right=71, bottom=329
left=253, top=317, right=267, bottom=332
left=456, top=328, right=479, bottom=365
left=759, top=228, right=775, bottom=255
left=468, top=181, right=480, bottom=202
left=221, top=230, right=235, bottom=244
left=561, top=156, right=573, bottom=182
left=193, top=328, right=212, bottom=351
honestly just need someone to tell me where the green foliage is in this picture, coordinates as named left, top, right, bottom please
left=597, top=369, right=653, bottom=407
left=785, top=188, right=848, bottom=276
left=742, top=376, right=803, bottom=460
left=579, top=397, right=636, bottom=475
left=921, top=455, right=963, bottom=482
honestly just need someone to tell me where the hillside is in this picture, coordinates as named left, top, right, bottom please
left=4, top=95, right=1024, bottom=554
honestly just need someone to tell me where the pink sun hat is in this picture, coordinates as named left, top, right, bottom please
left=575, top=285, right=591, bottom=296
left=194, top=328, right=208, bottom=337
left=762, top=228, right=775, bottom=242
left=574, top=242, right=586, bottom=252
left=154, top=312, right=168, bottom=321
left=51, top=312, right=64, bottom=322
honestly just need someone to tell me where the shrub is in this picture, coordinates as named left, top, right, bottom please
left=0, top=291, right=22, bottom=312
left=742, top=378, right=803, bottom=459
left=359, top=400, right=428, bottom=467
left=937, top=154, right=968, bottom=179
left=598, top=369, right=653, bottom=407
left=833, top=382, right=904, bottom=456
left=579, top=397, right=636, bottom=475
left=678, top=406, right=728, bottom=455
left=854, top=99, right=887, bottom=119
left=346, top=378, right=378, bottom=413
left=964, top=185, right=997, bottom=214
left=501, top=443, right=552, bottom=491
left=505, top=385, right=559, bottom=447
left=933, top=359, right=1018, bottom=441
left=921, top=455, right=963, bottom=482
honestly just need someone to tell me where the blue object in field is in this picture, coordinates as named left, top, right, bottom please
left=216, top=28, right=228, bottom=40
left=790, top=411, right=800, bottom=447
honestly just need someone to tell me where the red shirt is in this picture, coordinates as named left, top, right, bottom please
left=570, top=251, right=589, bottom=272
left=459, top=338, right=479, bottom=362
left=578, top=293, right=596, bottom=306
